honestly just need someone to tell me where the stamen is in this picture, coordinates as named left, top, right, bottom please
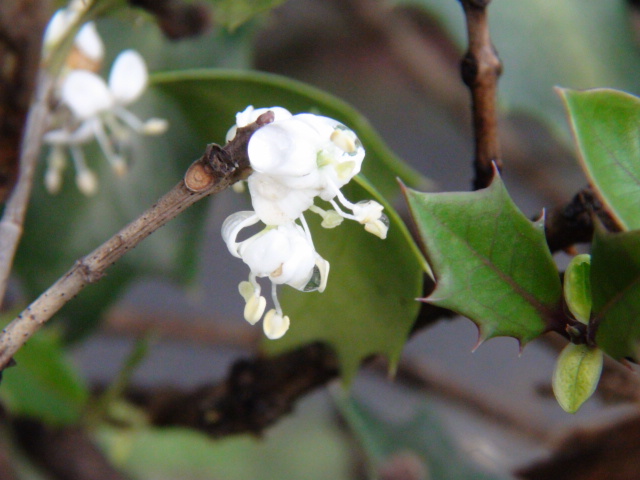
left=330, top=128, right=357, bottom=153
left=113, top=105, right=145, bottom=132
left=308, top=205, right=343, bottom=228
left=271, top=282, right=283, bottom=316
left=70, top=145, right=98, bottom=195
left=298, top=213, right=315, bottom=248
left=329, top=199, right=358, bottom=221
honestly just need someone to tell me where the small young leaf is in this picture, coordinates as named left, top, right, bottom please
left=405, top=172, right=563, bottom=345
left=564, top=254, right=591, bottom=325
left=591, top=227, right=640, bottom=360
left=560, top=88, right=640, bottom=231
left=552, top=343, right=603, bottom=414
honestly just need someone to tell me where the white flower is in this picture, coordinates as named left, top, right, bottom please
left=43, top=1, right=104, bottom=71
left=222, top=211, right=329, bottom=339
left=43, top=49, right=168, bottom=195
left=222, top=107, right=386, bottom=339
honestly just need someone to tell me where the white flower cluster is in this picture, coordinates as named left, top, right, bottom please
left=222, top=106, right=389, bottom=339
left=42, top=1, right=168, bottom=195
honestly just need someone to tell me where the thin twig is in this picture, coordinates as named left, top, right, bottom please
left=458, top=0, right=503, bottom=190
left=0, top=113, right=274, bottom=370
left=544, top=186, right=621, bottom=253
left=0, top=73, right=55, bottom=304
left=0, top=0, right=53, bottom=305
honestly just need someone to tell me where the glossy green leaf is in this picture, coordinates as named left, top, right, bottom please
left=0, top=327, right=89, bottom=425
left=560, top=88, right=640, bottom=230
left=151, top=69, right=426, bottom=200
left=400, top=0, right=640, bottom=135
left=338, top=396, right=509, bottom=480
left=206, top=0, right=287, bottom=30
left=591, top=227, right=640, bottom=360
left=405, top=173, right=563, bottom=345
left=564, top=254, right=592, bottom=325
left=552, top=343, right=603, bottom=414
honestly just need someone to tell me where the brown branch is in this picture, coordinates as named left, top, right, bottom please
left=0, top=111, right=275, bottom=371
left=12, top=418, right=130, bottom=480
left=0, top=0, right=51, bottom=203
left=459, top=0, right=503, bottom=190
left=141, top=343, right=339, bottom=437
left=544, top=186, right=621, bottom=253
left=515, top=413, right=640, bottom=480
left=0, top=0, right=53, bottom=305
left=127, top=0, right=211, bottom=39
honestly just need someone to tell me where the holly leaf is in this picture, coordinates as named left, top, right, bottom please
left=0, top=326, right=89, bottom=425
left=404, top=172, right=563, bottom=346
left=591, top=227, right=640, bottom=360
left=560, top=88, right=640, bottom=231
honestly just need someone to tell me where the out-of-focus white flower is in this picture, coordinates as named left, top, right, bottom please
left=222, top=211, right=329, bottom=339
left=43, top=1, right=104, bottom=71
left=43, top=49, right=168, bottom=195
left=222, top=106, right=387, bottom=339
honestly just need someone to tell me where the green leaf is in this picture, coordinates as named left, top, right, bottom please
left=96, top=400, right=352, bottom=480
left=591, top=227, right=640, bottom=360
left=151, top=69, right=426, bottom=200
left=564, top=254, right=592, bottom=325
left=405, top=173, right=563, bottom=345
left=206, top=0, right=287, bottom=30
left=338, top=396, right=509, bottom=480
left=399, top=0, right=640, bottom=135
left=0, top=326, right=89, bottom=425
left=559, top=88, right=640, bottom=230
left=552, top=343, right=603, bottom=414
left=263, top=180, right=424, bottom=384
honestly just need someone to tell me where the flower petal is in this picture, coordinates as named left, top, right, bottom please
left=61, top=71, right=113, bottom=119
left=248, top=173, right=316, bottom=225
left=221, top=211, right=260, bottom=257
left=247, top=119, right=321, bottom=177
left=108, top=50, right=148, bottom=105
left=75, top=22, right=104, bottom=61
